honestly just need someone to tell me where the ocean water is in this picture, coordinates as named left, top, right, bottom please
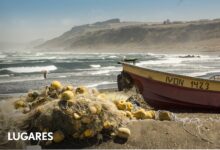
left=1, top=51, right=220, bottom=94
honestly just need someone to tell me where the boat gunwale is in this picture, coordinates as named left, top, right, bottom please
left=128, top=70, right=220, bottom=95
left=121, top=62, right=220, bottom=85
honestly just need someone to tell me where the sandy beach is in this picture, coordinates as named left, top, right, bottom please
left=40, top=112, right=220, bottom=149
left=1, top=84, right=220, bottom=149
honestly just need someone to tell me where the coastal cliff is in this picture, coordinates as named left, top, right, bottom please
left=37, top=18, right=220, bottom=53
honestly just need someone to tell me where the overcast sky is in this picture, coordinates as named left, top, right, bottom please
left=1, top=0, right=220, bottom=43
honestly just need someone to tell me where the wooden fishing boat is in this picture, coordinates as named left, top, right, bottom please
left=118, top=62, right=220, bottom=109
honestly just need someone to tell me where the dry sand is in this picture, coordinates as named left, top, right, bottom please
left=45, top=112, right=220, bottom=149
left=93, top=118, right=220, bottom=149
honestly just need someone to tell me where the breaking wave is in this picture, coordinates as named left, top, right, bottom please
left=87, top=81, right=117, bottom=87
left=0, top=65, right=57, bottom=73
left=90, top=64, right=101, bottom=68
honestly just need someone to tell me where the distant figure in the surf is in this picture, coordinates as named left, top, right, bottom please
left=42, top=70, right=48, bottom=79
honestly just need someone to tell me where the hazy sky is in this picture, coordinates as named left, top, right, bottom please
left=1, top=0, right=220, bottom=43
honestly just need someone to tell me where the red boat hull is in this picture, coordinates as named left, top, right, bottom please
left=127, top=72, right=220, bottom=109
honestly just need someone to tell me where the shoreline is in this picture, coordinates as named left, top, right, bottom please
left=0, top=76, right=117, bottom=95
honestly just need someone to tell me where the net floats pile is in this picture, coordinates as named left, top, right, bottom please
left=13, top=80, right=173, bottom=146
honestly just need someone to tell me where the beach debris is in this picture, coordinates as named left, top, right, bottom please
left=11, top=80, right=174, bottom=147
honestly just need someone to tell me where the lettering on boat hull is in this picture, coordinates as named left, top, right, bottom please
left=165, top=76, right=184, bottom=86
left=165, top=76, right=210, bottom=90
left=190, top=81, right=209, bottom=90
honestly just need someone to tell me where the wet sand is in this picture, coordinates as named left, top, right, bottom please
left=0, top=77, right=117, bottom=95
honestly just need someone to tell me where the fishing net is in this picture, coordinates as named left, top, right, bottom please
left=0, top=80, right=174, bottom=148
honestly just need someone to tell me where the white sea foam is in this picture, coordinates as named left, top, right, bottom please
left=76, top=66, right=118, bottom=71
left=183, top=72, right=208, bottom=77
left=35, top=52, right=44, bottom=56
left=58, top=75, right=67, bottom=78
left=0, top=74, right=10, bottom=77
left=108, top=55, right=118, bottom=58
left=91, top=70, right=111, bottom=75
left=137, top=57, right=183, bottom=66
left=73, top=66, right=120, bottom=76
left=0, top=65, right=57, bottom=73
left=103, top=66, right=117, bottom=69
left=90, top=64, right=101, bottom=68
left=0, top=77, right=44, bottom=83
left=90, top=66, right=121, bottom=75
left=184, top=69, right=220, bottom=77
left=0, top=55, right=6, bottom=59
left=87, top=81, right=117, bottom=88
left=137, top=54, right=218, bottom=67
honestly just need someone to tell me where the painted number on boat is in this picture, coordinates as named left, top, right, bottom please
left=165, top=76, right=210, bottom=90
left=190, top=81, right=209, bottom=90
left=165, top=76, right=184, bottom=86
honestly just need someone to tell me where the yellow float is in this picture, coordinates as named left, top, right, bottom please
left=89, top=105, right=98, bottom=114
left=115, top=100, right=127, bottom=110
left=64, top=85, right=74, bottom=91
left=51, top=80, right=62, bottom=90
left=75, top=86, right=88, bottom=94
left=116, top=127, right=131, bottom=139
left=53, top=130, right=65, bottom=143
left=83, top=129, right=94, bottom=138
left=158, top=111, right=172, bottom=121
left=14, top=100, right=26, bottom=109
left=61, top=91, right=74, bottom=101
left=126, top=102, right=133, bottom=111
left=103, top=121, right=113, bottom=129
